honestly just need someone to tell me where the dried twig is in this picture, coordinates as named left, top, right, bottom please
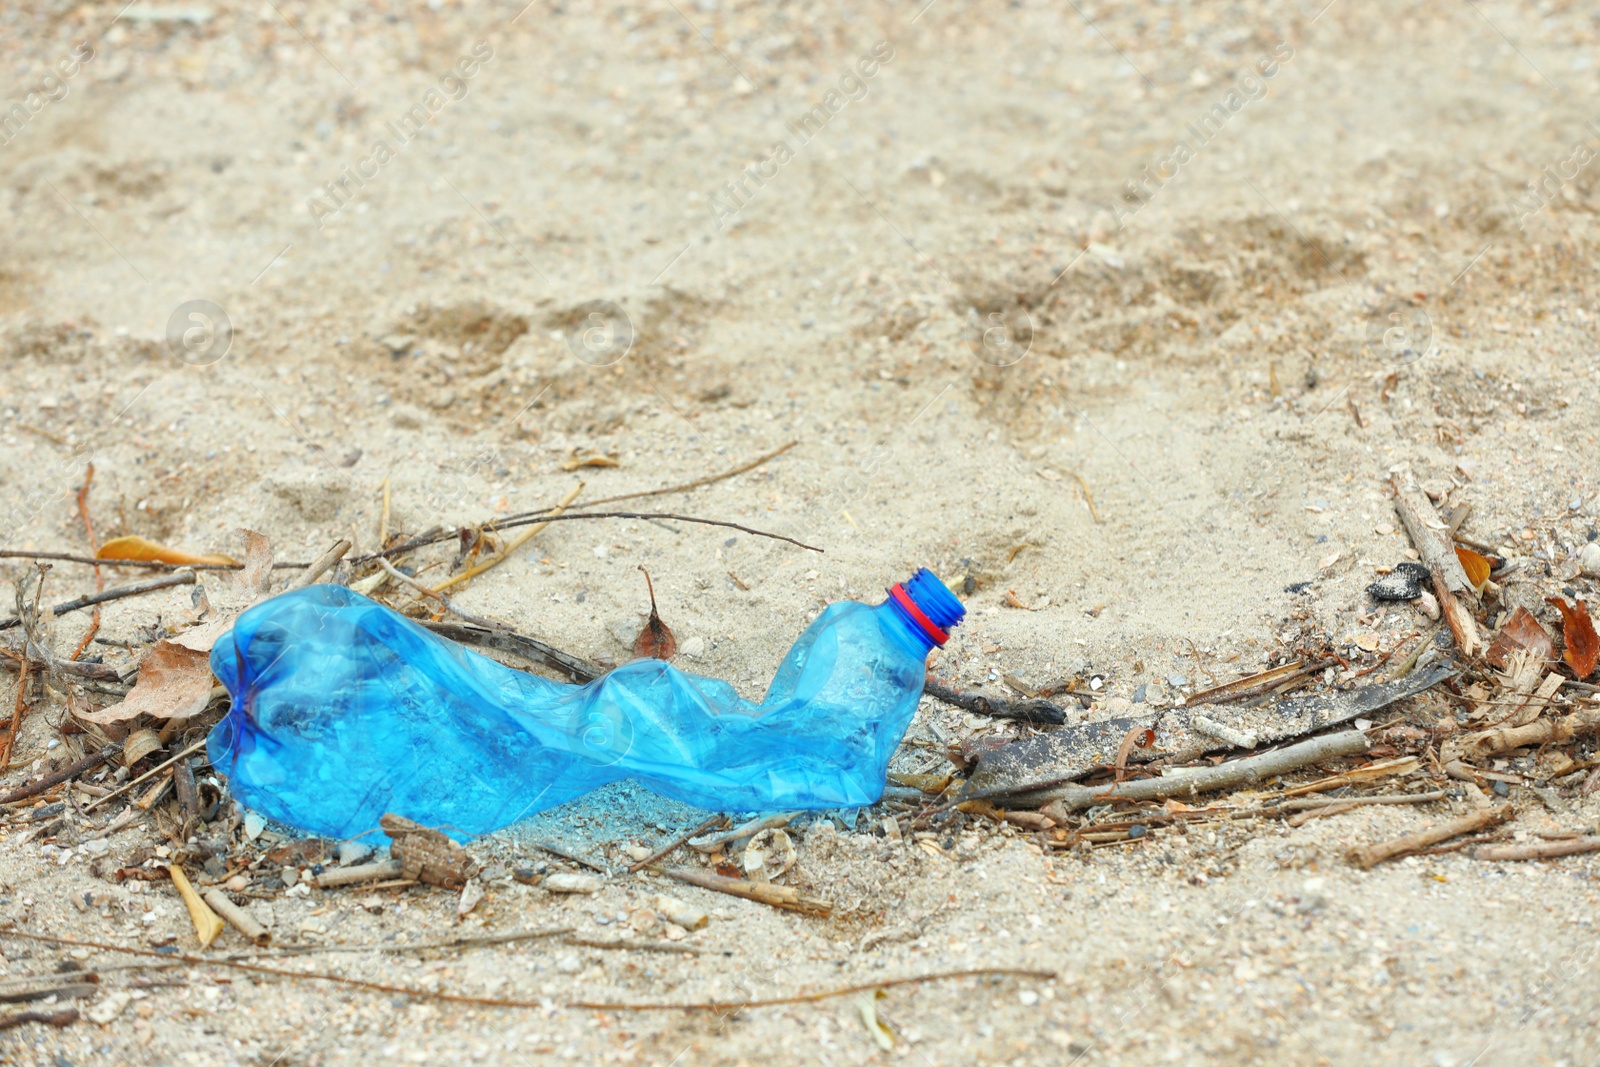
left=0, top=572, right=197, bottom=632
left=525, top=440, right=798, bottom=515
left=420, top=621, right=602, bottom=683
left=83, top=738, right=208, bottom=813
left=0, top=1007, right=77, bottom=1030
left=1347, top=804, right=1513, bottom=869
left=360, top=511, right=822, bottom=558
left=628, top=814, right=728, bottom=873
left=0, top=743, right=120, bottom=805
left=0, top=931, right=1046, bottom=1017
left=70, top=464, right=103, bottom=660
left=1001, top=730, right=1372, bottom=810
left=569, top=967, right=1056, bottom=1012
left=1472, top=836, right=1600, bottom=862
left=432, top=483, right=584, bottom=595
left=656, top=867, right=831, bottom=916
left=287, top=539, right=352, bottom=590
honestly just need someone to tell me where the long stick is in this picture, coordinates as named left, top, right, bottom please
left=0, top=930, right=1048, bottom=1015
left=1347, top=804, right=1512, bottom=869
left=431, top=483, right=584, bottom=594
left=1472, top=836, right=1600, bottom=862
left=70, top=463, right=104, bottom=660
left=0, top=572, right=197, bottom=632
left=576, top=440, right=797, bottom=509
left=515, top=441, right=798, bottom=518
left=998, top=730, right=1371, bottom=810
left=0, top=743, right=119, bottom=805
left=287, top=539, right=351, bottom=590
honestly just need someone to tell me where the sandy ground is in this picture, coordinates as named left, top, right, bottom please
left=4, top=0, right=1600, bottom=1063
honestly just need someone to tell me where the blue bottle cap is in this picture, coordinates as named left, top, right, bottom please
left=888, top=568, right=965, bottom=646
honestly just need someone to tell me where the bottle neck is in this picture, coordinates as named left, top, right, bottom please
left=879, top=597, right=937, bottom=658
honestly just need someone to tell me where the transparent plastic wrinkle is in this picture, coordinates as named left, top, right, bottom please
left=207, top=586, right=934, bottom=839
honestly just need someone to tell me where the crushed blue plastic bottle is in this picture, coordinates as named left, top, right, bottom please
left=207, top=568, right=964, bottom=840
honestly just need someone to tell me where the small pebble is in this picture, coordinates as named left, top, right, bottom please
left=1492, top=780, right=1510, bottom=797
left=1127, top=825, right=1147, bottom=839
left=511, top=867, right=541, bottom=886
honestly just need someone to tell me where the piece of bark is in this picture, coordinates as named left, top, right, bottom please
left=202, top=888, right=271, bottom=946
left=1440, top=706, right=1600, bottom=765
left=315, top=859, right=405, bottom=888
left=1390, top=472, right=1475, bottom=597
left=0, top=1008, right=78, bottom=1031
left=962, top=663, right=1455, bottom=800
left=1347, top=804, right=1512, bottom=869
left=922, top=681, right=1066, bottom=725
left=1472, top=836, right=1600, bottom=862
left=1002, top=729, right=1371, bottom=811
left=661, top=867, right=832, bottom=916
left=173, top=758, right=199, bottom=839
left=1431, top=565, right=1483, bottom=659
left=381, top=814, right=479, bottom=889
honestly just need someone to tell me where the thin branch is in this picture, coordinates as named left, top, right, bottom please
left=0, top=572, right=197, bottom=631
left=0, top=931, right=1051, bottom=1015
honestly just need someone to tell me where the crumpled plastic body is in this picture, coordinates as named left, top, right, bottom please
left=207, top=585, right=941, bottom=839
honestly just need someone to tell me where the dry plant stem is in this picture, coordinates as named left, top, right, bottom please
left=0, top=658, right=29, bottom=772
left=1472, top=836, right=1600, bottom=862
left=532, top=840, right=607, bottom=873
left=288, top=539, right=352, bottom=590
left=1068, top=471, right=1100, bottom=524
left=378, top=479, right=391, bottom=547
left=1347, top=804, right=1513, bottom=869
left=570, top=968, right=1058, bottom=1012
left=0, top=551, right=309, bottom=571
left=1183, top=660, right=1323, bottom=708
left=0, top=572, right=198, bottom=632
left=999, top=730, right=1372, bottom=810
left=535, top=440, right=798, bottom=515
left=562, top=936, right=700, bottom=955
left=71, top=464, right=103, bottom=661
left=629, top=814, right=728, bottom=872
left=250, top=927, right=575, bottom=958
left=1279, top=790, right=1444, bottom=812
left=82, top=737, right=208, bottom=813
left=375, top=559, right=509, bottom=632
left=1, top=931, right=1047, bottom=1017
left=432, top=483, right=584, bottom=595
left=1445, top=708, right=1600, bottom=763
left=657, top=867, right=831, bottom=916
left=382, top=512, right=822, bottom=555
left=168, top=866, right=224, bottom=948
left=201, top=889, right=270, bottom=946
left=0, top=743, right=119, bottom=805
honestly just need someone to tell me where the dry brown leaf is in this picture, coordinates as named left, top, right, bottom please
left=77, top=641, right=214, bottom=723
left=238, top=528, right=274, bottom=596
left=1485, top=606, right=1554, bottom=669
left=97, top=535, right=237, bottom=567
left=632, top=567, right=677, bottom=660
left=560, top=452, right=619, bottom=471
left=1455, top=545, right=1491, bottom=590
left=1546, top=597, right=1599, bottom=679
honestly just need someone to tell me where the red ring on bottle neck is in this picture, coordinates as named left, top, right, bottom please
left=888, top=583, right=950, bottom=647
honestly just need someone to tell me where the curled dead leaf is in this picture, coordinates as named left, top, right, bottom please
left=1455, top=545, right=1491, bottom=591
left=98, top=535, right=237, bottom=567
left=77, top=641, right=215, bottom=723
left=1485, top=606, right=1554, bottom=669
left=1546, top=597, right=1599, bottom=679
left=632, top=567, right=677, bottom=660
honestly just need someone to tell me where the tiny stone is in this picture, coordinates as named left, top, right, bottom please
left=1492, top=780, right=1510, bottom=797
left=1127, top=825, right=1147, bottom=839
left=1131, top=684, right=1147, bottom=703
left=511, top=867, right=541, bottom=885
